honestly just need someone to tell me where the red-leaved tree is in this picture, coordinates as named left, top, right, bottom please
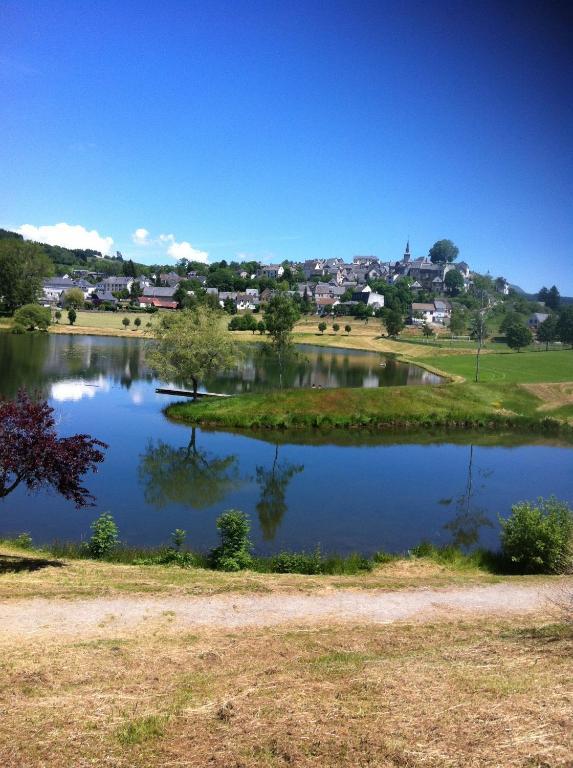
left=0, top=391, right=107, bottom=507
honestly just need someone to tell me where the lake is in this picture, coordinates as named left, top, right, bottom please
left=1, top=332, right=571, bottom=554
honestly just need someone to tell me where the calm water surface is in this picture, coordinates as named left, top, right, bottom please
left=1, top=333, right=571, bottom=554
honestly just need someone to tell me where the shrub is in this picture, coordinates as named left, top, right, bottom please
left=13, top=304, right=51, bottom=331
left=14, top=532, right=33, bottom=549
left=210, top=509, right=253, bottom=571
left=268, top=548, right=324, bottom=574
left=500, top=497, right=573, bottom=574
left=86, top=512, right=119, bottom=559
left=11, top=323, right=26, bottom=334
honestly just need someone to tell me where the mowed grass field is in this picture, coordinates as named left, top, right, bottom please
left=49, top=310, right=160, bottom=337
left=423, top=349, right=573, bottom=383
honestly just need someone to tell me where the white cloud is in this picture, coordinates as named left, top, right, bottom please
left=132, top=227, right=150, bottom=245
left=18, top=222, right=114, bottom=255
left=159, top=233, right=209, bottom=263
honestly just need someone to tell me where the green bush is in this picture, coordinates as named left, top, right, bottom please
left=13, top=304, right=51, bottom=331
left=11, top=323, right=26, bottom=334
left=268, top=548, right=324, bottom=574
left=210, top=509, right=253, bottom=571
left=500, top=497, right=573, bottom=573
left=86, top=512, right=119, bottom=559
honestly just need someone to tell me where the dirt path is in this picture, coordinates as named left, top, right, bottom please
left=1, top=581, right=568, bottom=639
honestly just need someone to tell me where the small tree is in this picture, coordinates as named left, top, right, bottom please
left=449, top=307, right=465, bottom=336
left=384, top=309, right=404, bottom=338
left=134, top=317, right=142, bottom=330
left=332, top=323, right=340, bottom=334
left=86, top=513, right=119, bottom=559
left=210, top=509, right=253, bottom=571
left=63, top=287, right=85, bottom=310
left=505, top=323, right=533, bottom=352
left=13, top=304, right=51, bottom=331
left=345, top=324, right=352, bottom=335
left=500, top=497, right=573, bottom=574
left=122, top=317, right=130, bottom=329
left=318, top=321, right=327, bottom=335
left=422, top=322, right=434, bottom=341
left=257, top=320, right=266, bottom=335
left=67, top=308, right=77, bottom=325
left=0, top=392, right=106, bottom=506
left=54, top=310, right=62, bottom=324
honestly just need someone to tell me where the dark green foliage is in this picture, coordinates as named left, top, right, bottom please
left=500, top=497, right=573, bottom=574
left=318, top=322, right=327, bottom=334
left=444, top=269, right=464, bottom=295
left=546, top=285, right=560, bottom=310
left=134, top=317, right=142, bottom=328
left=0, top=240, right=53, bottom=312
left=11, top=324, right=26, bottom=334
left=13, top=304, right=51, bottom=331
left=505, top=323, right=533, bottom=351
left=122, top=317, right=130, bottom=328
left=537, top=314, right=558, bottom=349
left=557, top=307, right=573, bottom=347
left=428, top=239, right=459, bottom=264
left=86, top=513, right=119, bottom=559
left=384, top=309, right=404, bottom=337
left=264, top=294, right=300, bottom=351
left=257, top=320, right=266, bottom=335
left=228, top=313, right=257, bottom=332
left=344, top=324, right=352, bottom=334
left=332, top=323, right=340, bottom=333
left=210, top=509, right=253, bottom=571
left=67, top=308, right=77, bottom=325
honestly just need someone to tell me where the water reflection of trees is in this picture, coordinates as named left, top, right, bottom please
left=138, top=427, right=243, bottom=510
left=443, top=445, right=494, bottom=548
left=255, top=444, right=303, bottom=540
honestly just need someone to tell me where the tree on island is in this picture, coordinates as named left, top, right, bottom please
left=505, top=323, right=532, bottom=352
left=0, top=391, right=106, bottom=506
left=345, top=324, right=352, bottom=335
left=318, top=322, right=327, bottom=335
left=146, top=306, right=237, bottom=399
left=67, top=308, right=77, bottom=325
left=428, top=239, right=459, bottom=264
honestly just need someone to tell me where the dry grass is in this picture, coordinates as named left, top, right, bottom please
left=0, top=545, right=506, bottom=601
left=521, top=382, right=573, bottom=413
left=0, top=615, right=571, bottom=767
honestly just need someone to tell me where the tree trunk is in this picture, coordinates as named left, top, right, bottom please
left=192, top=376, right=198, bottom=400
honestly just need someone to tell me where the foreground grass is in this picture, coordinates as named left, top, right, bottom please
left=0, top=610, right=570, bottom=767
left=0, top=543, right=512, bottom=601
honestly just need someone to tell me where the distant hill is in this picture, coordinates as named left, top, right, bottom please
left=0, top=228, right=147, bottom=277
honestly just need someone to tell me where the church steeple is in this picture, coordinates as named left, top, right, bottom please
left=403, top=239, right=410, bottom=262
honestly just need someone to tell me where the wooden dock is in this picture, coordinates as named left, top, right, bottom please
left=155, top=387, right=232, bottom=399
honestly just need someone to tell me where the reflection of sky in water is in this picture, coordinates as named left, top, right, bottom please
left=51, top=377, right=110, bottom=402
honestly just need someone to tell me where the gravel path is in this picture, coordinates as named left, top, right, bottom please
left=0, top=581, right=568, bottom=639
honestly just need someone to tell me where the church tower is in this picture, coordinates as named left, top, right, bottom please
left=403, top=239, right=410, bottom=263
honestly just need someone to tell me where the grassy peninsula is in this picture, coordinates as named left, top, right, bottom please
left=167, top=349, right=573, bottom=433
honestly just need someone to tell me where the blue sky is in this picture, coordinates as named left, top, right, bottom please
left=2, top=0, right=572, bottom=292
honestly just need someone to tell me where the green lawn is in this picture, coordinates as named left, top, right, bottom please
left=422, top=349, right=573, bottom=383
left=166, top=380, right=572, bottom=435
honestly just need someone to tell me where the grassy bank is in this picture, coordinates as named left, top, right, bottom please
left=166, top=379, right=573, bottom=434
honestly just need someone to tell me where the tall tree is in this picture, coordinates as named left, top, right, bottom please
left=557, top=307, right=573, bottom=348
left=146, top=306, right=237, bottom=399
left=537, top=286, right=549, bottom=304
left=63, top=287, right=85, bottom=309
left=505, top=323, right=533, bottom=352
left=0, top=240, right=53, bottom=313
left=537, top=314, right=558, bottom=350
left=0, top=392, right=106, bottom=506
left=384, top=309, right=404, bottom=337
left=264, top=294, right=300, bottom=387
left=444, top=269, right=464, bottom=296
left=428, top=239, right=459, bottom=264
left=546, top=285, right=561, bottom=310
